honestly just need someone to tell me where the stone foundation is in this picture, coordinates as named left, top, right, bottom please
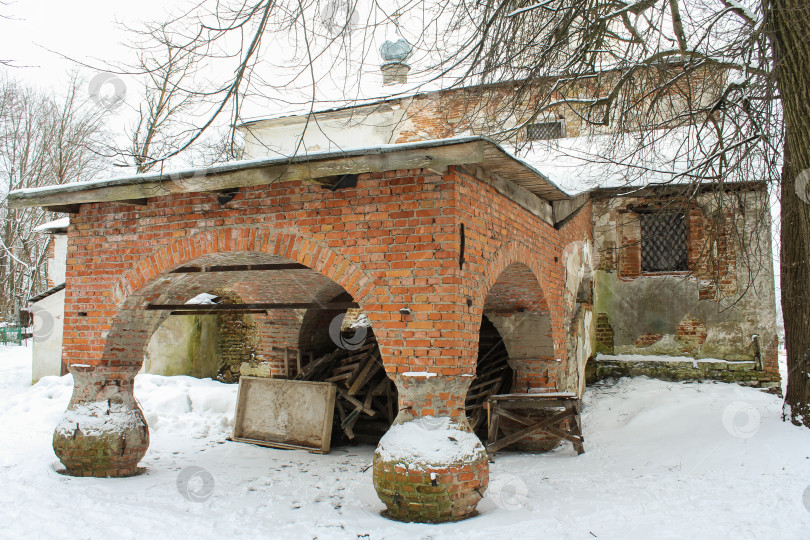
left=589, top=355, right=781, bottom=390
left=373, top=453, right=488, bottom=522
left=373, top=375, right=488, bottom=522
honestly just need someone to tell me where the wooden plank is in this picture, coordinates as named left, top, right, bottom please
left=8, top=141, right=486, bottom=209
left=325, top=372, right=352, bottom=383
left=491, top=392, right=578, bottom=400
left=147, top=302, right=358, bottom=311
left=347, top=352, right=380, bottom=395
left=338, top=389, right=376, bottom=416
left=170, top=263, right=309, bottom=273
left=229, top=437, right=330, bottom=454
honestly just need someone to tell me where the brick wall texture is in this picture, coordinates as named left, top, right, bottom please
left=61, top=166, right=589, bottom=383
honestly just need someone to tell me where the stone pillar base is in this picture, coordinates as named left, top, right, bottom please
left=373, top=375, right=488, bottom=522
left=374, top=450, right=488, bottom=523
left=53, top=365, right=149, bottom=477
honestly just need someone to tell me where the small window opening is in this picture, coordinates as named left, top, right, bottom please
left=527, top=121, right=564, bottom=141
left=640, top=211, right=688, bottom=272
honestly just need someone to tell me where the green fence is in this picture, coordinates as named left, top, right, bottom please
left=0, top=326, right=23, bottom=346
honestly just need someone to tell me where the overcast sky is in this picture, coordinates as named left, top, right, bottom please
left=1, top=0, right=176, bottom=89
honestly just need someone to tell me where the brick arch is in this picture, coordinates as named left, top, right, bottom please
left=475, top=240, right=565, bottom=391
left=90, top=228, right=379, bottom=371
left=476, top=240, right=552, bottom=311
left=113, top=228, right=376, bottom=308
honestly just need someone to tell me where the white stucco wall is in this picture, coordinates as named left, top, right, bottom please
left=240, top=103, right=411, bottom=159
left=142, top=315, right=219, bottom=378
left=31, top=288, right=65, bottom=383
left=48, top=234, right=67, bottom=285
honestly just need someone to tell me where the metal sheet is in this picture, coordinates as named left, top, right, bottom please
left=232, top=377, right=336, bottom=453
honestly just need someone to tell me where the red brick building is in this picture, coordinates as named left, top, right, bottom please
left=7, top=77, right=779, bottom=522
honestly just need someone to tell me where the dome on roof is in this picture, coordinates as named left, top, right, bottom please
left=380, top=38, right=413, bottom=64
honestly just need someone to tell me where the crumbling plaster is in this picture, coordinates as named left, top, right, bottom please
left=592, top=188, right=778, bottom=362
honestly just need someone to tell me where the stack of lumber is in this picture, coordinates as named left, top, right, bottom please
left=297, top=318, right=512, bottom=445
left=296, top=334, right=397, bottom=444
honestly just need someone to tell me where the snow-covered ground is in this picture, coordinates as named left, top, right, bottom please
left=1, top=343, right=809, bottom=539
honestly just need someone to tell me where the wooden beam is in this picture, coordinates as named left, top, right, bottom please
left=148, top=301, right=358, bottom=311
left=462, top=165, right=554, bottom=226
left=112, top=198, right=149, bottom=207
left=7, top=141, right=486, bottom=209
left=170, top=263, right=310, bottom=273
left=170, top=309, right=267, bottom=315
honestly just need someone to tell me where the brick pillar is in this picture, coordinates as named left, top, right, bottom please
left=52, top=365, right=149, bottom=477
left=373, top=374, right=488, bottom=523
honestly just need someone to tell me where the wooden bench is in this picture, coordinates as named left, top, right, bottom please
left=486, top=392, right=585, bottom=456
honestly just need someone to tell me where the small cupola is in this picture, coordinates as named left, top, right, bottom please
left=380, top=37, right=412, bottom=85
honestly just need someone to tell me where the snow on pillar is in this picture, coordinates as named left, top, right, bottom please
left=52, top=365, right=149, bottom=477
left=373, top=374, right=488, bottom=523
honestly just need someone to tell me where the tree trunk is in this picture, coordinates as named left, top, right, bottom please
left=769, top=0, right=810, bottom=426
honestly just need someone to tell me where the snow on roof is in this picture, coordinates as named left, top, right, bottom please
left=7, top=136, right=570, bottom=206
left=510, top=127, right=771, bottom=196
left=33, top=217, right=70, bottom=233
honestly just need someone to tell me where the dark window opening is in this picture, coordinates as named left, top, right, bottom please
left=640, top=211, right=688, bottom=272
left=527, top=121, right=563, bottom=141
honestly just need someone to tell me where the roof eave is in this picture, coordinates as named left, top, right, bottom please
left=6, top=137, right=569, bottom=212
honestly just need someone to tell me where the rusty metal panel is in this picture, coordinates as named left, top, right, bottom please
left=231, top=377, right=336, bottom=453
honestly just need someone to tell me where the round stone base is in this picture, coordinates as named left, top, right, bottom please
left=53, top=410, right=150, bottom=478
left=373, top=454, right=489, bottom=523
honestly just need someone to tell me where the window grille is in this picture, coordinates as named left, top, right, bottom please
left=640, top=212, right=688, bottom=272
left=527, top=121, right=563, bottom=141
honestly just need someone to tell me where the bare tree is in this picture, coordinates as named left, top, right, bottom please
left=100, top=0, right=808, bottom=425
left=119, top=33, right=203, bottom=173
left=765, top=0, right=810, bottom=426
left=0, top=73, right=107, bottom=321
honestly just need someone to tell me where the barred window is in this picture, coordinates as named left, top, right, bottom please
left=640, top=211, right=688, bottom=272
left=527, top=121, right=563, bottom=141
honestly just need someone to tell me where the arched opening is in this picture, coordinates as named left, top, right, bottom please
left=107, top=250, right=396, bottom=446
left=475, top=262, right=560, bottom=450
